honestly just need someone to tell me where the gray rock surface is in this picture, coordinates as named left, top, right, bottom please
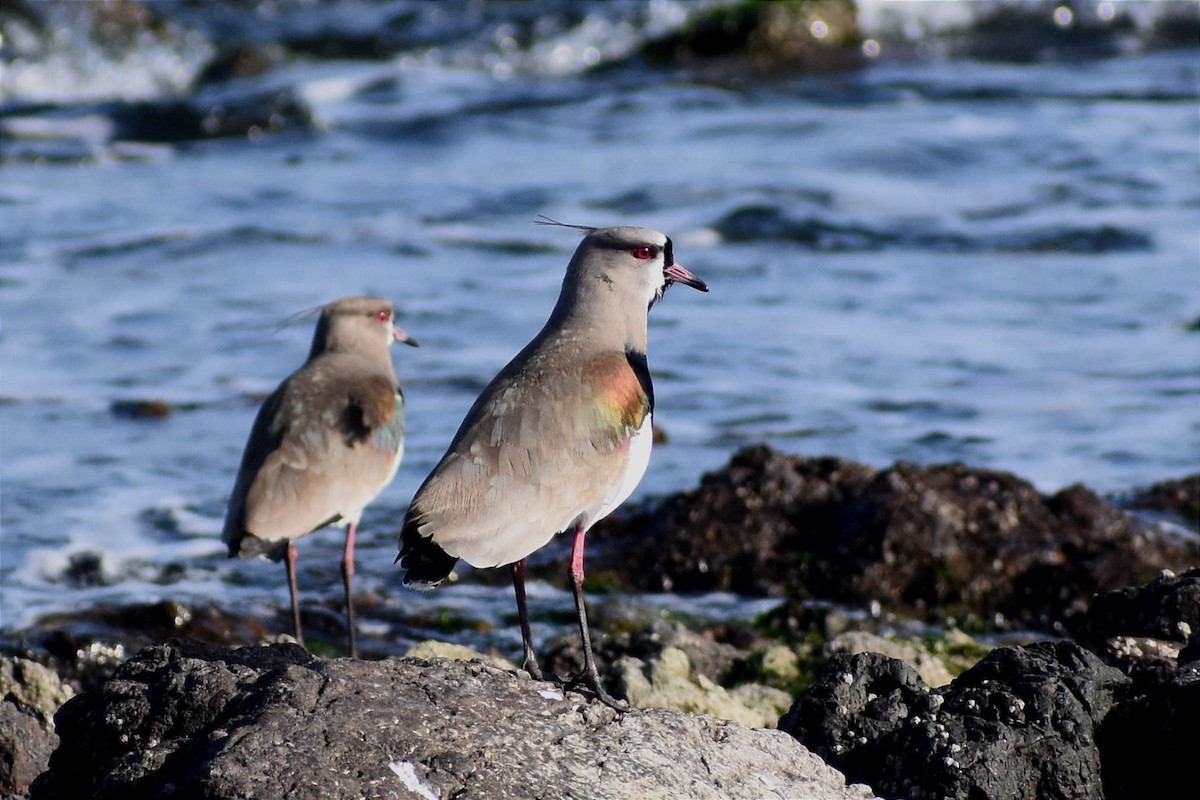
left=31, top=640, right=878, bottom=800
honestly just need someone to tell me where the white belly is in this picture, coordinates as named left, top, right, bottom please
left=580, top=413, right=653, bottom=531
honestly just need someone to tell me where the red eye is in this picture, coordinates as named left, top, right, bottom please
left=375, top=310, right=390, bottom=323
left=632, top=245, right=656, bottom=260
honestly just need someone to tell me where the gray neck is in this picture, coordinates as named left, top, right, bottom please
left=545, top=261, right=649, bottom=354
left=309, top=321, right=396, bottom=378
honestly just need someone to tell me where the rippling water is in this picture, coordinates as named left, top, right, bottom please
left=1, top=1, right=1197, bottom=642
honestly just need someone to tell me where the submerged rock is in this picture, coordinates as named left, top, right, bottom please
left=107, top=87, right=312, bottom=143
left=30, top=640, right=879, bottom=800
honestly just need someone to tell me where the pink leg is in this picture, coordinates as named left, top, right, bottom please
left=342, top=522, right=358, bottom=658
left=284, top=541, right=305, bottom=647
left=566, top=524, right=626, bottom=710
left=512, top=559, right=543, bottom=679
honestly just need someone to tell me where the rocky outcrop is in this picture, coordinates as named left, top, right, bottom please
left=779, top=642, right=1131, bottom=800
left=592, top=445, right=1197, bottom=633
left=30, top=640, right=878, bottom=800
left=779, top=567, right=1200, bottom=800
left=1080, top=567, right=1199, bottom=683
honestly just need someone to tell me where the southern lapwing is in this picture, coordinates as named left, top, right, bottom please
left=224, top=295, right=418, bottom=657
left=398, top=224, right=706, bottom=708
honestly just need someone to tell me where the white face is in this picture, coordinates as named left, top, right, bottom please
left=571, top=226, right=704, bottom=314
left=627, top=238, right=669, bottom=308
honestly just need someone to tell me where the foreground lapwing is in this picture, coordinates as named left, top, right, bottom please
left=398, top=222, right=707, bottom=709
left=224, top=296, right=418, bottom=657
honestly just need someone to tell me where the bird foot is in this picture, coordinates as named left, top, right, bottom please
left=520, top=657, right=545, bottom=682
left=563, top=668, right=629, bottom=712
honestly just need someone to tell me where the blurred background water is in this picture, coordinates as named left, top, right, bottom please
left=1, top=0, right=1197, bottom=652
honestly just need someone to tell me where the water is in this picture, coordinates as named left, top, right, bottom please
left=1, top=1, right=1197, bottom=643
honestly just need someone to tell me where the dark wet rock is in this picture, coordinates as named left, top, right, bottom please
left=1081, top=567, right=1200, bottom=646
left=1082, top=570, right=1200, bottom=799
left=640, top=0, right=863, bottom=76
left=61, top=552, right=108, bottom=589
left=5, top=601, right=271, bottom=693
left=590, top=447, right=878, bottom=596
left=592, top=445, right=1197, bottom=634
left=0, top=657, right=74, bottom=798
left=108, top=87, right=312, bottom=143
left=1099, top=660, right=1200, bottom=800
left=1123, top=473, right=1200, bottom=528
left=30, top=639, right=878, bottom=800
left=780, top=641, right=1130, bottom=800
left=1078, top=567, right=1199, bottom=690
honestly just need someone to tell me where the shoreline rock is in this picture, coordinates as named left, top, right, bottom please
left=29, top=640, right=878, bottom=800
left=587, top=445, right=1197, bottom=634
left=3, top=447, right=1196, bottom=798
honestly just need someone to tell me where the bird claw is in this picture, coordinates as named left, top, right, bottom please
left=520, top=657, right=545, bottom=682
left=562, top=668, right=629, bottom=712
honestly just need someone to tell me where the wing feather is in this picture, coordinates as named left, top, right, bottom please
left=224, top=354, right=402, bottom=556
left=401, top=348, right=651, bottom=570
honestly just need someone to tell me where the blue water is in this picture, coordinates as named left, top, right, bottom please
left=1, top=1, right=1197, bottom=646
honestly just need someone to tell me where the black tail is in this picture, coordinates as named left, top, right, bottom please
left=397, top=516, right=458, bottom=588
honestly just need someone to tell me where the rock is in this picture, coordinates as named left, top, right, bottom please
left=544, top=614, right=752, bottom=689
left=9, top=600, right=272, bottom=692
left=589, top=447, right=879, bottom=596
left=404, top=640, right=513, bottom=670
left=1080, top=569, right=1200, bottom=799
left=108, top=87, right=312, bottom=143
left=612, top=646, right=793, bottom=729
left=824, top=631, right=956, bottom=688
left=1081, top=567, right=1199, bottom=646
left=1099, top=661, right=1200, bottom=800
left=30, top=639, right=879, bottom=800
left=640, top=0, right=863, bottom=77
left=0, top=657, right=75, bottom=797
left=0, top=658, right=74, bottom=726
left=594, top=445, right=1197, bottom=634
left=780, top=641, right=1130, bottom=800
left=542, top=614, right=794, bottom=726
left=1123, top=474, right=1200, bottom=529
